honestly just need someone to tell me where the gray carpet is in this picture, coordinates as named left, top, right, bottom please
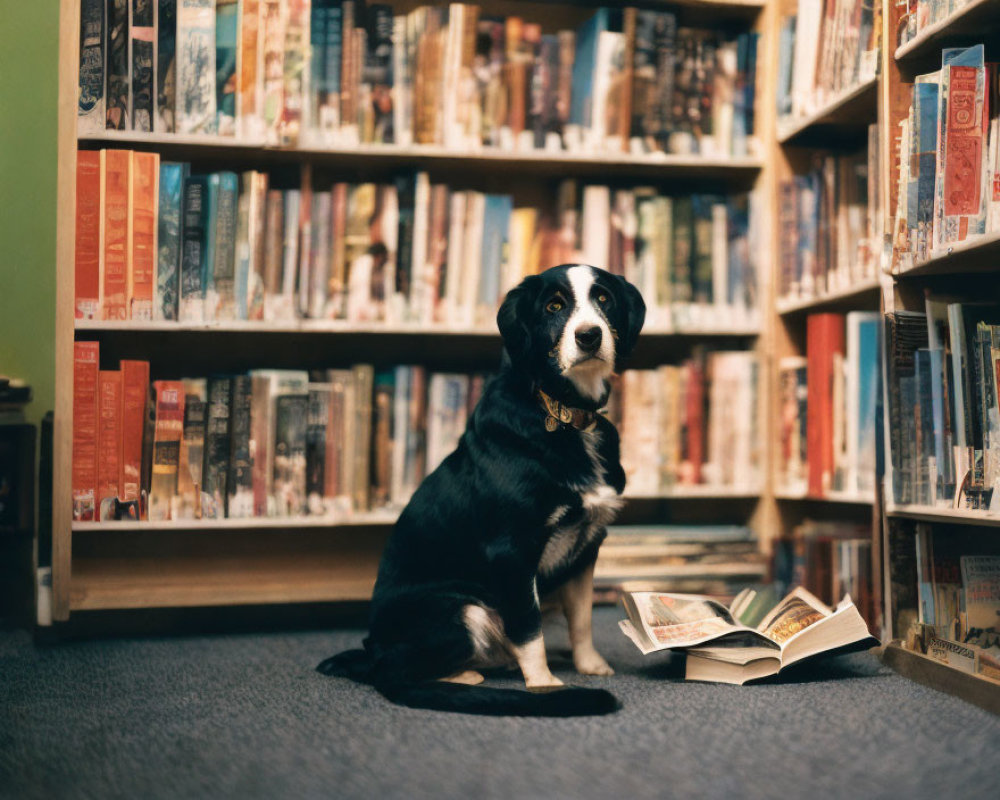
left=2, top=607, right=998, bottom=800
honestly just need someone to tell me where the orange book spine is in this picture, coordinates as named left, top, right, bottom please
left=72, top=341, right=100, bottom=520
left=807, top=313, right=845, bottom=496
left=75, top=151, right=102, bottom=319
left=129, top=151, right=159, bottom=320
left=96, top=369, right=123, bottom=519
left=119, top=360, right=150, bottom=506
left=101, top=149, right=131, bottom=320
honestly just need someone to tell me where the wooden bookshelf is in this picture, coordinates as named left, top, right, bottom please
left=876, top=0, right=1000, bottom=706
left=774, top=489, right=875, bottom=505
left=776, top=76, right=878, bottom=145
left=775, top=279, right=881, bottom=316
left=51, top=0, right=777, bottom=625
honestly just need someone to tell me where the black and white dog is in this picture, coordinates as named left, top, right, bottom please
left=317, top=264, right=645, bottom=716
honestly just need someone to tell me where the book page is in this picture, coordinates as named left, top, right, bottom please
left=756, top=587, right=832, bottom=645
left=622, top=591, right=765, bottom=651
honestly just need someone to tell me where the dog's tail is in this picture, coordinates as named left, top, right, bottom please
left=316, top=649, right=619, bottom=717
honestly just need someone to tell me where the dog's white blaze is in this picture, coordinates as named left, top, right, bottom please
left=558, top=266, right=615, bottom=401
left=582, top=484, right=624, bottom=525
left=546, top=504, right=570, bottom=527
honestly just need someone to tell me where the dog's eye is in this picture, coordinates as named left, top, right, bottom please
left=596, top=293, right=609, bottom=305
left=545, top=299, right=564, bottom=313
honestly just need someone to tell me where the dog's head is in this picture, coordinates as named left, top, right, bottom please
left=497, top=264, right=646, bottom=409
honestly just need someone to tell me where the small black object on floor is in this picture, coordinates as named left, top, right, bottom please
left=2, top=608, right=998, bottom=799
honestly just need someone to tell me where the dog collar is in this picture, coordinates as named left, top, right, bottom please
left=538, top=390, right=598, bottom=433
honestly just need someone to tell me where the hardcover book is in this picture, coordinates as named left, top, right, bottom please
left=149, top=380, right=185, bottom=521
left=176, top=0, right=217, bottom=133
left=119, top=360, right=150, bottom=508
left=96, top=370, right=123, bottom=520
left=78, top=0, right=106, bottom=134
left=101, top=149, right=131, bottom=321
left=156, top=0, right=177, bottom=132
left=129, top=151, right=159, bottom=321
left=227, top=375, right=254, bottom=518
left=155, top=161, right=188, bottom=321
left=216, top=0, right=240, bottom=135
left=175, top=378, right=207, bottom=519
left=75, top=151, right=102, bottom=320
left=131, top=0, right=155, bottom=131
left=202, top=376, right=233, bottom=519
left=179, top=174, right=208, bottom=322
left=106, top=0, right=130, bottom=129
left=72, top=342, right=101, bottom=521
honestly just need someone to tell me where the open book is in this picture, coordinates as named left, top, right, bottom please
left=619, top=586, right=878, bottom=685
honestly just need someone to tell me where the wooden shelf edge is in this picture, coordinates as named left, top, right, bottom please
left=894, top=0, right=1000, bottom=64
left=775, top=490, right=875, bottom=505
left=77, top=131, right=763, bottom=173
left=892, top=230, right=1000, bottom=278
left=776, top=77, right=878, bottom=144
left=880, top=642, right=1000, bottom=714
left=776, top=279, right=881, bottom=315
left=885, top=504, right=1000, bottom=527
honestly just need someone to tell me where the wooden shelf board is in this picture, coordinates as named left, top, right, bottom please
left=776, top=279, right=881, bottom=316
left=894, top=0, right=1000, bottom=65
left=69, top=554, right=379, bottom=610
left=885, top=504, right=1000, bottom=527
left=893, top=230, right=1000, bottom=278
left=776, top=78, right=878, bottom=145
left=880, top=642, right=1000, bottom=715
left=75, top=320, right=761, bottom=337
left=624, top=485, right=762, bottom=500
left=775, top=489, right=875, bottom=505
left=78, top=131, right=762, bottom=180
left=72, top=510, right=400, bottom=532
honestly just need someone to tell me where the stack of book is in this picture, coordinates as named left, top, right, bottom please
left=777, top=136, right=879, bottom=305
left=79, top=2, right=759, bottom=158
left=775, top=0, right=880, bottom=122
left=593, top=524, right=765, bottom=603
left=890, top=45, right=1000, bottom=272
left=777, top=312, right=880, bottom=499
left=884, top=299, right=1000, bottom=512
left=897, top=1, right=978, bottom=49
left=74, top=149, right=762, bottom=330
left=901, top=522, right=1000, bottom=683
left=613, top=351, right=761, bottom=496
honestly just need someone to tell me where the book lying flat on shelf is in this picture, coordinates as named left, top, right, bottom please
left=619, top=586, right=877, bottom=684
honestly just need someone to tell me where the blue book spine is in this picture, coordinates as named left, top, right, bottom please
left=569, top=9, right=608, bottom=129
left=156, top=161, right=188, bottom=320
left=914, top=82, right=939, bottom=260
left=215, top=0, right=239, bottom=133
left=310, top=0, right=330, bottom=130
left=180, top=174, right=209, bottom=321
left=856, top=317, right=880, bottom=493
left=480, top=195, right=512, bottom=311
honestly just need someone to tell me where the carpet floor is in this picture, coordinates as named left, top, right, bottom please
left=2, top=607, right=998, bottom=800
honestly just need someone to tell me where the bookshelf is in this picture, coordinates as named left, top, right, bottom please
left=876, top=0, right=1000, bottom=709
left=51, top=0, right=777, bottom=624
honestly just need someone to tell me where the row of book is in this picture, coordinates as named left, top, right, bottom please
left=899, top=521, right=1000, bottom=682
left=891, top=45, right=1000, bottom=271
left=776, top=0, right=880, bottom=123
left=614, top=352, right=761, bottom=496
left=898, top=1, right=978, bottom=49
left=772, top=519, right=876, bottom=629
left=593, top=524, right=765, bottom=603
left=79, top=1, right=759, bottom=158
left=884, top=299, right=1000, bottom=512
left=778, top=131, right=880, bottom=304
left=778, top=312, right=880, bottom=499
left=74, top=148, right=762, bottom=328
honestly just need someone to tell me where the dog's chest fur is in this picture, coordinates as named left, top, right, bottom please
left=537, top=428, right=623, bottom=576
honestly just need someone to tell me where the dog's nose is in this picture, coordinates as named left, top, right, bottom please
left=575, top=326, right=602, bottom=353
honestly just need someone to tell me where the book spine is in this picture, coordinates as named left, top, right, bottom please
left=179, top=174, right=208, bottom=322
left=807, top=313, right=846, bottom=496
left=216, top=0, right=239, bottom=135
left=101, top=149, right=131, bottom=321
left=175, top=378, right=206, bottom=519
left=246, top=171, right=269, bottom=320
left=261, top=0, right=285, bottom=141
left=96, top=370, right=123, bottom=520
left=119, top=360, right=150, bottom=510
left=78, top=0, right=107, bottom=134
left=249, top=373, right=273, bottom=517
left=211, top=171, right=239, bottom=320
left=75, top=150, right=102, bottom=319
left=149, top=380, right=185, bottom=520
left=155, top=161, right=186, bottom=320
left=227, top=374, right=254, bottom=518
left=130, top=0, right=154, bottom=131
left=156, top=0, right=177, bottom=132
left=237, top=0, right=262, bottom=138
left=306, top=382, right=331, bottom=511
left=353, top=364, right=373, bottom=510
left=129, top=150, right=159, bottom=321
left=279, top=0, right=310, bottom=146
left=176, top=0, right=217, bottom=134
left=202, top=376, right=233, bottom=518
left=72, top=342, right=101, bottom=521
left=272, top=378, right=309, bottom=516
left=106, top=0, right=130, bottom=129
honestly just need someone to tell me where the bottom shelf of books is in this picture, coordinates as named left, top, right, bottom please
left=882, top=517, right=1000, bottom=709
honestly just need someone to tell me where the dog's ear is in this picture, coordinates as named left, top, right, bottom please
left=497, top=275, right=541, bottom=363
left=611, top=274, right=646, bottom=365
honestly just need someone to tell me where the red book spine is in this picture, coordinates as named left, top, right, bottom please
left=75, top=151, right=102, bottom=319
left=101, top=149, right=131, bottom=320
left=96, top=369, right=123, bottom=519
left=807, top=313, right=845, bottom=496
left=119, top=360, right=150, bottom=505
left=72, top=341, right=100, bottom=520
left=943, top=65, right=985, bottom=237
left=129, top=151, right=159, bottom=320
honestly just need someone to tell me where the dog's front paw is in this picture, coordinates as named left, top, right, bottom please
left=574, top=647, right=615, bottom=676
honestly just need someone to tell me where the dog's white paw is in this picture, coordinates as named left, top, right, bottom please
left=574, top=648, right=615, bottom=676
left=525, top=673, right=565, bottom=691
left=440, top=670, right=485, bottom=685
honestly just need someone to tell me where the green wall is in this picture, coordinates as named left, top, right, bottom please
left=0, top=3, right=60, bottom=430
